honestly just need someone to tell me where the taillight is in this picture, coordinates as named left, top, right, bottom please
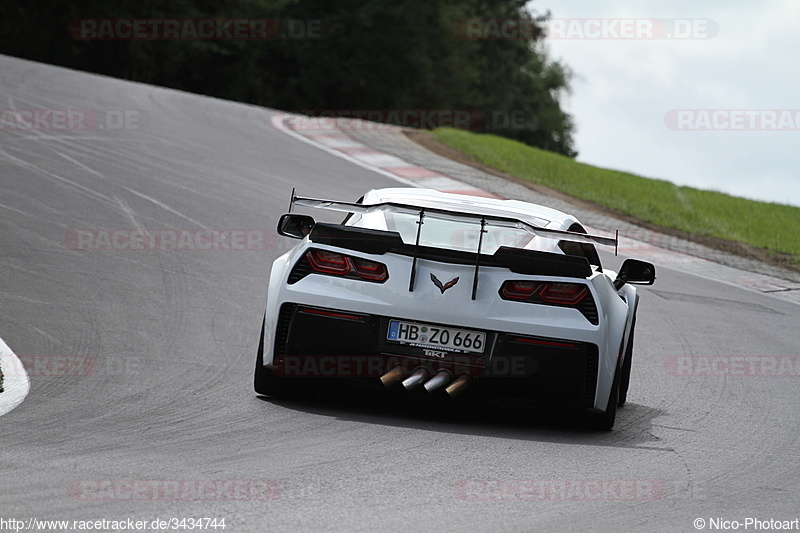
left=501, top=281, right=588, bottom=305
left=303, top=250, right=388, bottom=282
left=499, top=280, right=597, bottom=325
left=307, top=250, right=350, bottom=275
left=539, top=283, right=588, bottom=305
left=352, top=257, right=388, bottom=281
left=501, top=281, right=542, bottom=300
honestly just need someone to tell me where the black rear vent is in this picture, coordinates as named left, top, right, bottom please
left=274, top=304, right=296, bottom=358
left=584, top=344, right=599, bottom=408
left=288, top=255, right=313, bottom=284
left=578, top=295, right=599, bottom=325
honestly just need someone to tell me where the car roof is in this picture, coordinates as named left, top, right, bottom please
left=362, top=188, right=577, bottom=229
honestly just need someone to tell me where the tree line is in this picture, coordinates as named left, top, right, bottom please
left=0, top=0, right=577, bottom=156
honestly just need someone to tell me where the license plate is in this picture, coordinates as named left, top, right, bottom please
left=387, top=320, right=486, bottom=354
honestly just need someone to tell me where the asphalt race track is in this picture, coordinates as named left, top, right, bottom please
left=2, top=56, right=799, bottom=532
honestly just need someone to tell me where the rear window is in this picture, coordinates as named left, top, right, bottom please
left=352, top=211, right=534, bottom=254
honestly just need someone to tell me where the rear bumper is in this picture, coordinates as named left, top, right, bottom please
left=267, top=303, right=599, bottom=411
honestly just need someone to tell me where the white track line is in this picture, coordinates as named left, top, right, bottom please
left=271, top=113, right=421, bottom=188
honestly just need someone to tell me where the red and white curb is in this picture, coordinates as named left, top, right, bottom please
left=0, top=336, right=30, bottom=417
left=272, top=114, right=501, bottom=199
left=271, top=113, right=800, bottom=305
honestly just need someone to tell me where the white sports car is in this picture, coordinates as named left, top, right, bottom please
left=255, top=188, right=655, bottom=429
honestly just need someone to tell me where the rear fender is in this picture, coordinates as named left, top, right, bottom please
left=591, top=273, right=632, bottom=410
left=262, top=247, right=303, bottom=366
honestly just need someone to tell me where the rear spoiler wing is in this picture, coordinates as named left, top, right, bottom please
left=288, top=190, right=618, bottom=299
left=291, top=193, right=619, bottom=248
left=310, top=223, right=594, bottom=279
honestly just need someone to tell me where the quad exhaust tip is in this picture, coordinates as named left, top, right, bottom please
left=445, top=374, right=472, bottom=398
left=401, top=368, right=429, bottom=391
left=380, top=366, right=407, bottom=388
left=424, top=371, right=452, bottom=393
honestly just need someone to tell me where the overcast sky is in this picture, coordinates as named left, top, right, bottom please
left=529, top=0, right=800, bottom=207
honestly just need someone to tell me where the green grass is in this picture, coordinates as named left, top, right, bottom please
left=431, top=128, right=800, bottom=264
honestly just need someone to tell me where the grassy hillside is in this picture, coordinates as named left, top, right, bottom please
left=431, top=128, right=800, bottom=265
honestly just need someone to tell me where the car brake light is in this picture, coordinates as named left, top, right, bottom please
left=499, top=280, right=596, bottom=324
left=352, top=257, right=388, bottom=281
left=307, top=250, right=351, bottom=275
left=539, top=283, right=588, bottom=305
left=512, top=337, right=576, bottom=349
left=300, top=307, right=364, bottom=321
left=501, top=281, right=541, bottom=299
left=303, top=250, right=388, bottom=282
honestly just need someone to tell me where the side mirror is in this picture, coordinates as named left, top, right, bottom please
left=614, top=259, right=656, bottom=290
left=277, top=214, right=315, bottom=239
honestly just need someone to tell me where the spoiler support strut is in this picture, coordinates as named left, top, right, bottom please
left=408, top=209, right=425, bottom=292
left=471, top=217, right=487, bottom=300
